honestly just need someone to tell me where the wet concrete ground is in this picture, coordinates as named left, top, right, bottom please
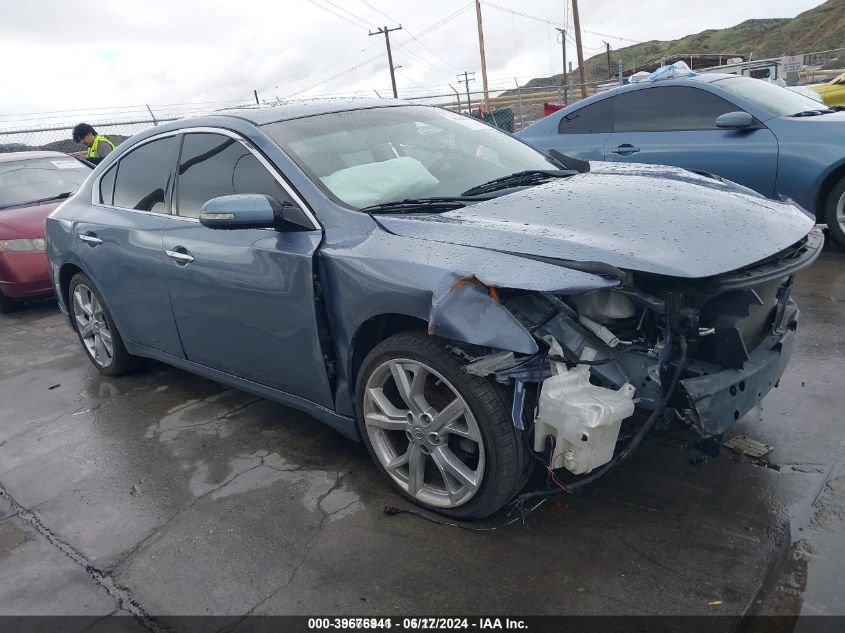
left=0, top=245, right=843, bottom=625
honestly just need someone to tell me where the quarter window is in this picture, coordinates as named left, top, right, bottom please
left=176, top=133, right=294, bottom=218
left=557, top=98, right=614, bottom=134
left=112, top=136, right=176, bottom=213
left=99, top=166, right=117, bottom=205
left=613, top=87, right=738, bottom=132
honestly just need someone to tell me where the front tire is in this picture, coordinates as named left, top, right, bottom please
left=68, top=273, right=139, bottom=376
left=824, top=176, right=845, bottom=248
left=355, top=331, right=531, bottom=520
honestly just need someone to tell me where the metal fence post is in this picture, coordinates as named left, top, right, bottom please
left=145, top=104, right=158, bottom=126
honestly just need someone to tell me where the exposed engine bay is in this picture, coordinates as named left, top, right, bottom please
left=446, top=228, right=823, bottom=484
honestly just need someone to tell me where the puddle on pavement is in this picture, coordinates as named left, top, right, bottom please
left=152, top=389, right=362, bottom=523
left=145, top=389, right=255, bottom=443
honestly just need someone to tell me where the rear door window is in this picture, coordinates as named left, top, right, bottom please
left=614, top=87, right=738, bottom=132
left=557, top=98, right=614, bottom=134
left=175, top=132, right=293, bottom=218
left=112, top=136, right=177, bottom=213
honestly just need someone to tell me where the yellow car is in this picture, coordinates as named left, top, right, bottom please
left=813, top=72, right=845, bottom=107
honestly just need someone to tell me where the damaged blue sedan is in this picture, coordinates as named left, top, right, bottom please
left=46, top=101, right=822, bottom=518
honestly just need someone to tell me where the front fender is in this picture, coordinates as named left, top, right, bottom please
left=319, top=229, right=617, bottom=415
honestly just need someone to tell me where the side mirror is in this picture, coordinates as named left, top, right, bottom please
left=716, top=111, right=755, bottom=130
left=198, top=194, right=312, bottom=230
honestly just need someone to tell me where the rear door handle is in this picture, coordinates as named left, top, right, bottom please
left=165, top=248, right=195, bottom=264
left=611, top=144, right=640, bottom=156
left=78, top=233, right=103, bottom=246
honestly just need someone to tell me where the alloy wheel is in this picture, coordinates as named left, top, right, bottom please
left=71, top=284, right=113, bottom=367
left=363, top=358, right=486, bottom=508
left=837, top=189, right=845, bottom=233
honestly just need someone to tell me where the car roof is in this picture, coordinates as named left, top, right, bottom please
left=574, top=73, right=739, bottom=107
left=0, top=150, right=69, bottom=162
left=213, top=98, right=411, bottom=126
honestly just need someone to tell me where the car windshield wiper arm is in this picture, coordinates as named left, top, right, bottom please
left=360, top=197, right=476, bottom=214
left=461, top=169, right=574, bottom=197
left=0, top=191, right=73, bottom=211
left=790, top=109, right=837, bottom=117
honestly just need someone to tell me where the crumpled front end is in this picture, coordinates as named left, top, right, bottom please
left=445, top=227, right=822, bottom=477
left=680, top=299, right=797, bottom=435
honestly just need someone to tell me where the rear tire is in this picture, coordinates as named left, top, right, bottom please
left=355, top=331, right=531, bottom=520
left=68, top=273, right=139, bottom=376
left=824, top=176, right=845, bottom=248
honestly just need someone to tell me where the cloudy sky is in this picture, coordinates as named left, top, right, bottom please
left=0, top=0, right=824, bottom=119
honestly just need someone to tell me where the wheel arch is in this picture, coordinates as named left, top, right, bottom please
left=348, top=312, right=429, bottom=400
left=58, top=263, right=84, bottom=321
left=814, top=160, right=845, bottom=222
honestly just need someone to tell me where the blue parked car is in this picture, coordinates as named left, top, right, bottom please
left=46, top=101, right=821, bottom=518
left=517, top=74, right=845, bottom=246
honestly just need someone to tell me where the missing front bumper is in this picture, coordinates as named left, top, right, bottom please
left=680, top=302, right=798, bottom=436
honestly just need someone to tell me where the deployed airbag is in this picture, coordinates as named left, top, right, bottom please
left=321, top=156, right=439, bottom=208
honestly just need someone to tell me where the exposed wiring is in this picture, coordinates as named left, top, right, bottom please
left=547, top=346, right=648, bottom=367
left=515, top=336, right=688, bottom=504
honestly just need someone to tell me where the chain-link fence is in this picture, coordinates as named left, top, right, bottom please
left=0, top=102, right=248, bottom=155
left=2, top=46, right=842, bottom=153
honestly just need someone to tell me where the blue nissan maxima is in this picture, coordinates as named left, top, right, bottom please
left=47, top=101, right=821, bottom=518
left=517, top=74, right=845, bottom=246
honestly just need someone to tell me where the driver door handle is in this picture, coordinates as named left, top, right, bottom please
left=612, top=144, right=640, bottom=156
left=165, top=249, right=195, bottom=264
left=78, top=233, right=103, bottom=246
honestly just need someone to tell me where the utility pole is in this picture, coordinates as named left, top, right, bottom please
left=253, top=90, right=259, bottom=105
left=555, top=28, right=568, bottom=104
left=474, top=0, right=491, bottom=113
left=604, top=42, right=612, bottom=80
left=571, top=0, right=587, bottom=99
left=458, top=71, right=476, bottom=114
left=369, top=25, right=402, bottom=99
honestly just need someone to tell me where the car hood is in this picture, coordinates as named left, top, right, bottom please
left=376, top=163, right=815, bottom=278
left=0, top=201, right=59, bottom=239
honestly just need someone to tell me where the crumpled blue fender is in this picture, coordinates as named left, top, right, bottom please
left=428, top=273, right=540, bottom=354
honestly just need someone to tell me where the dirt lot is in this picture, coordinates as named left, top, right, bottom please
left=1, top=244, right=843, bottom=628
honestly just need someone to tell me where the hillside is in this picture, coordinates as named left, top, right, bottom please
left=523, top=0, right=845, bottom=86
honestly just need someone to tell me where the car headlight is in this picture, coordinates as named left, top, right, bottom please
left=0, top=238, right=47, bottom=252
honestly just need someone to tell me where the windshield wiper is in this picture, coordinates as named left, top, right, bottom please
left=360, top=197, right=473, bottom=214
left=461, top=169, right=574, bottom=197
left=790, top=109, right=837, bottom=117
left=0, top=191, right=73, bottom=211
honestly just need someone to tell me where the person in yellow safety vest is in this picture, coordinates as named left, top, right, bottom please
left=72, top=123, right=115, bottom=166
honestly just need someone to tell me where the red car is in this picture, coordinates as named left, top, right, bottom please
left=0, top=151, right=92, bottom=312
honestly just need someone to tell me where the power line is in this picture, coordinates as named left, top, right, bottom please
left=395, top=68, right=427, bottom=89
left=284, top=49, right=389, bottom=98
left=322, top=0, right=378, bottom=28
left=485, top=3, right=641, bottom=45
left=306, top=0, right=372, bottom=31
left=285, top=3, right=473, bottom=99
left=357, top=0, right=471, bottom=70
left=357, top=0, right=395, bottom=23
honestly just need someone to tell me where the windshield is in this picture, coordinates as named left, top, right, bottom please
left=262, top=106, right=556, bottom=209
left=714, top=76, right=829, bottom=117
left=0, top=156, right=91, bottom=209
